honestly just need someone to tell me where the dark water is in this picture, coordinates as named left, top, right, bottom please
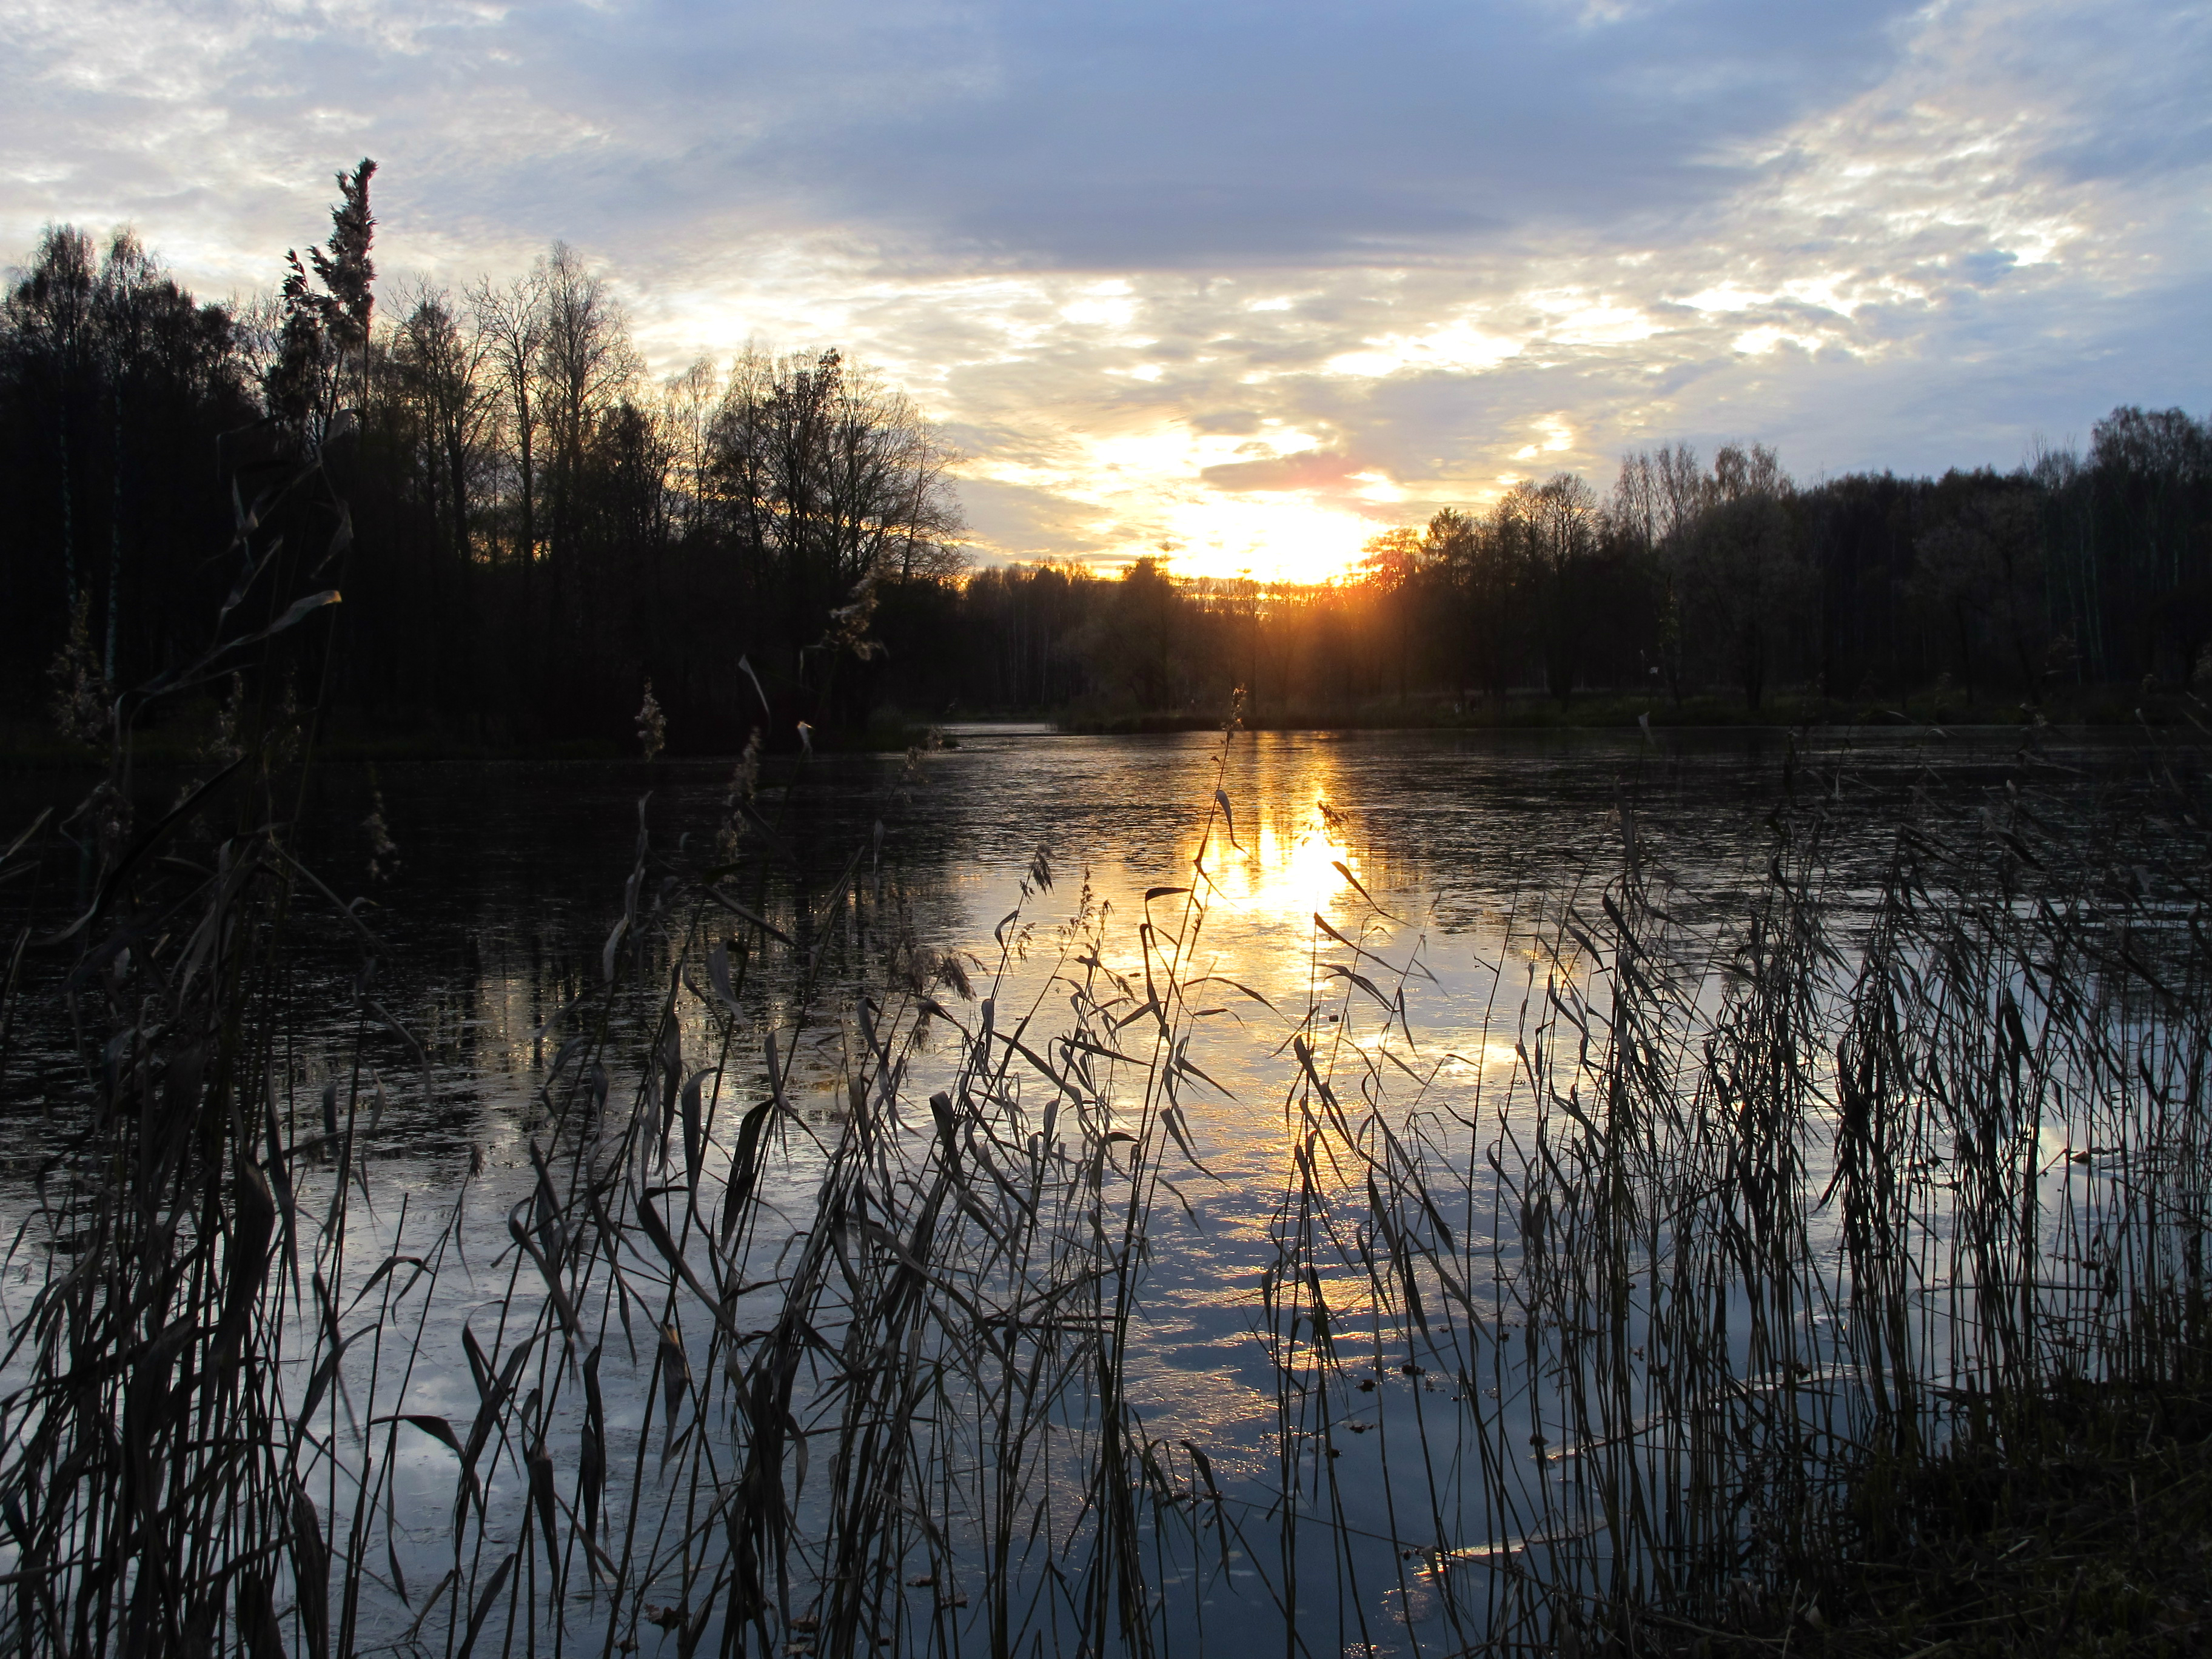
left=0, top=723, right=2185, bottom=1651
left=0, top=722, right=2164, bottom=1136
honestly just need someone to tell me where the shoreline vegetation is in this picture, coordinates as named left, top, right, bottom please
left=1, top=683, right=2204, bottom=768
left=1671, top=1377, right=2212, bottom=1654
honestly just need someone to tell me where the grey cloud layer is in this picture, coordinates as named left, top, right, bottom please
left=3, top=0, right=2205, bottom=569
left=723, top=0, right=1925, bottom=265
left=4, top=0, right=1926, bottom=272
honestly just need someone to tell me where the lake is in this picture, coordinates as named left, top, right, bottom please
left=0, top=723, right=2194, bottom=1656
left=0, top=720, right=2126, bottom=1139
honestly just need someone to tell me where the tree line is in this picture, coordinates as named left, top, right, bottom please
left=1, top=162, right=963, bottom=752
left=946, top=421, right=2212, bottom=726
left=4, top=162, right=2208, bottom=752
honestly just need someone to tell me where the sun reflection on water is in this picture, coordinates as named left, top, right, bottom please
left=1196, top=791, right=1362, bottom=926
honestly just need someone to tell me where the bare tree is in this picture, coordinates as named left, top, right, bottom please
left=1529, top=473, right=1601, bottom=703
left=392, top=284, right=494, bottom=563
left=535, top=243, right=639, bottom=620
left=91, top=231, right=166, bottom=680
left=1613, top=444, right=1711, bottom=703
left=468, top=267, right=547, bottom=572
left=708, top=345, right=963, bottom=665
left=661, top=356, right=720, bottom=543
left=7, top=226, right=98, bottom=612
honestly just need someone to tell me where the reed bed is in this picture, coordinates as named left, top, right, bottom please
left=1, top=471, right=2207, bottom=1658
left=1258, top=740, right=2212, bottom=1655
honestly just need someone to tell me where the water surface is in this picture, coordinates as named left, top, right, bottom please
left=0, top=723, right=2176, bottom=1652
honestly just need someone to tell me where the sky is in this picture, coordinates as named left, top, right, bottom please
left=4, top=0, right=2208, bottom=581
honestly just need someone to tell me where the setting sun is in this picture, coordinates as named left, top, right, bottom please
left=992, top=420, right=1402, bottom=584
left=1147, top=494, right=1384, bottom=584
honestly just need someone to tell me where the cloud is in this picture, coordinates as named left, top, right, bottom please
left=1, top=0, right=2205, bottom=577
left=2, top=0, right=1926, bottom=273
left=1199, top=451, right=1364, bottom=492
left=714, top=0, right=1928, bottom=268
left=954, top=476, right=1111, bottom=558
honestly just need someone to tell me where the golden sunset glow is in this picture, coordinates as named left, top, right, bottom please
left=1195, top=793, right=1359, bottom=927
left=1147, top=495, right=1384, bottom=584
left=985, top=421, right=1400, bottom=584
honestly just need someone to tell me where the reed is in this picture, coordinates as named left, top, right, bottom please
left=1, top=504, right=2207, bottom=1659
left=1261, top=736, right=2212, bottom=1654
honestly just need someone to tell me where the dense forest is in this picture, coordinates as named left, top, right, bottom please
left=4, top=162, right=2209, bottom=754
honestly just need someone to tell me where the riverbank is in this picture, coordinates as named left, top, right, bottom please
left=1060, top=683, right=2210, bottom=735
left=0, top=716, right=959, bottom=767
left=4, top=683, right=2204, bottom=764
left=1651, top=1378, right=2212, bottom=1657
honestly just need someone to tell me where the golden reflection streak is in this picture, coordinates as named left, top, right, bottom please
left=1190, top=791, right=1361, bottom=927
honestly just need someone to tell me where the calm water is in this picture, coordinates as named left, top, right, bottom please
left=1, top=722, right=2142, bottom=1134
left=0, top=724, right=2179, bottom=1652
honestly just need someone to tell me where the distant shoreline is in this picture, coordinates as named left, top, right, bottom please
left=1053, top=686, right=2199, bottom=736
left=0, top=693, right=2197, bottom=770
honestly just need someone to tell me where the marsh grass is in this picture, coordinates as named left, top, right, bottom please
left=1, top=466, right=2208, bottom=1659
left=1679, top=1376, right=2212, bottom=1655
left=1265, top=735, right=2212, bottom=1654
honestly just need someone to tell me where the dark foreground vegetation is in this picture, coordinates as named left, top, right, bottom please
left=3, top=218, right=2211, bottom=1654
left=1681, top=1379, right=2212, bottom=1656
left=4, top=162, right=2211, bottom=756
